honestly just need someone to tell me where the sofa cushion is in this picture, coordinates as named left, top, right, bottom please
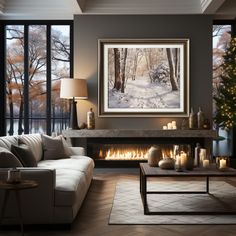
left=38, top=156, right=94, bottom=174
left=54, top=169, right=88, bottom=206
left=41, top=135, right=69, bottom=160
left=19, top=134, right=43, bottom=162
left=11, top=144, right=37, bottom=167
left=0, top=136, right=18, bottom=150
left=0, top=147, right=23, bottom=168
left=38, top=156, right=94, bottom=206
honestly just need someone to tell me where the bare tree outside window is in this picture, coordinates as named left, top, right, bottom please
left=51, top=25, right=70, bottom=133
left=6, top=25, right=24, bottom=135
left=29, top=25, right=47, bottom=134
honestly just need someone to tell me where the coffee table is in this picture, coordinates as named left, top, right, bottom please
left=139, top=163, right=236, bottom=215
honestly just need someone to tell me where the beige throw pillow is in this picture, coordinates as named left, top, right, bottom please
left=41, top=134, right=69, bottom=160
left=61, top=136, right=73, bottom=156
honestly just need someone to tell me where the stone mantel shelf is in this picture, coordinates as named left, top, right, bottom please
left=62, top=129, right=217, bottom=139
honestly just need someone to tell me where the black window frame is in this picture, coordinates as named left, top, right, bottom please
left=0, top=20, right=74, bottom=136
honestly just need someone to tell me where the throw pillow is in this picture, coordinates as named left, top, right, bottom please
left=18, top=134, right=43, bottom=162
left=41, top=134, right=69, bottom=160
left=11, top=144, right=37, bottom=167
left=0, top=147, right=23, bottom=168
left=61, top=135, right=73, bottom=156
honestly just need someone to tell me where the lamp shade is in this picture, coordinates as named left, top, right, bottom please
left=60, top=78, right=88, bottom=99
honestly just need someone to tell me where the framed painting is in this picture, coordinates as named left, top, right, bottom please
left=98, top=39, right=189, bottom=117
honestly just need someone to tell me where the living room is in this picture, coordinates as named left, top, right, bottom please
left=1, top=0, right=236, bottom=235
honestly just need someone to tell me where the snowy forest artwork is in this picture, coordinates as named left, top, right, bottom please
left=99, top=39, right=189, bottom=117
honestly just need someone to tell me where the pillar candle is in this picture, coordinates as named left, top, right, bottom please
left=167, top=123, right=172, bottom=129
left=202, top=159, right=209, bottom=168
left=219, top=159, right=227, bottom=169
left=163, top=126, right=167, bottom=130
left=175, top=155, right=181, bottom=165
left=199, top=148, right=206, bottom=164
left=180, top=152, right=187, bottom=167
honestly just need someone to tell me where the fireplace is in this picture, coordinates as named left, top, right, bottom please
left=87, top=137, right=193, bottom=167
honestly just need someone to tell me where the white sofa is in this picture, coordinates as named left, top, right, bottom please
left=0, top=134, right=94, bottom=224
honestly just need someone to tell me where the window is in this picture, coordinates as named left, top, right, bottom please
left=212, top=22, right=234, bottom=156
left=212, top=24, right=232, bottom=115
left=3, top=21, right=73, bottom=135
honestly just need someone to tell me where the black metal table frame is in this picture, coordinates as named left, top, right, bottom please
left=139, top=166, right=236, bottom=215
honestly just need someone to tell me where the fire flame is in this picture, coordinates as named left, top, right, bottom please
left=102, top=148, right=149, bottom=160
left=99, top=147, right=173, bottom=161
left=162, top=150, right=174, bottom=159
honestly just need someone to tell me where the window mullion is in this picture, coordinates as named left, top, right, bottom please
left=70, top=22, right=74, bottom=78
left=46, top=25, right=51, bottom=135
left=0, top=23, right=6, bottom=136
left=23, top=25, right=29, bottom=134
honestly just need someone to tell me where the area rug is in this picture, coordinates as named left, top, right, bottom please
left=109, top=180, right=236, bottom=224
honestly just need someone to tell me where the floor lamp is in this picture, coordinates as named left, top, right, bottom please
left=60, top=78, right=88, bottom=129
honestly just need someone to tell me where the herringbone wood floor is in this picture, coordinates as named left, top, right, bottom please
left=1, top=168, right=236, bottom=236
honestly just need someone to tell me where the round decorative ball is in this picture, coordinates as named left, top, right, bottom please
left=147, top=146, right=161, bottom=167
left=158, top=157, right=175, bottom=169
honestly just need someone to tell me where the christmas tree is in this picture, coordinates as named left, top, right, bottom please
left=214, top=37, right=236, bottom=130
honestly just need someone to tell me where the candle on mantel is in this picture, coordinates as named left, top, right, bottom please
left=167, top=123, right=172, bottom=129
left=171, top=121, right=176, bottom=127
left=172, top=125, right=177, bottom=130
left=219, top=159, right=227, bottom=169
left=202, top=159, right=210, bottom=168
left=163, top=126, right=168, bottom=130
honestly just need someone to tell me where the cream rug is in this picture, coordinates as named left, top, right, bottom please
left=109, top=180, right=236, bottom=224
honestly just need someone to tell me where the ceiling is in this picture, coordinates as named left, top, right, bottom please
left=0, top=0, right=235, bottom=20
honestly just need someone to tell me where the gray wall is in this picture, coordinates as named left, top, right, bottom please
left=74, top=15, right=213, bottom=129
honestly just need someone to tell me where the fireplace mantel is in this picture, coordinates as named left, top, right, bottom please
left=62, top=129, right=217, bottom=139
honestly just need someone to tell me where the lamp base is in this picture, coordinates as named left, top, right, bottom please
left=70, top=99, right=79, bottom=130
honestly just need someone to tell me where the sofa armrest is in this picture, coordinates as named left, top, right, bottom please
left=0, top=168, right=56, bottom=224
left=68, top=147, right=85, bottom=156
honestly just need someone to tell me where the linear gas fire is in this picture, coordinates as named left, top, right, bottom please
left=62, top=129, right=217, bottom=168
left=99, top=144, right=150, bottom=160
left=87, top=138, right=192, bottom=167
left=93, top=143, right=174, bottom=161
